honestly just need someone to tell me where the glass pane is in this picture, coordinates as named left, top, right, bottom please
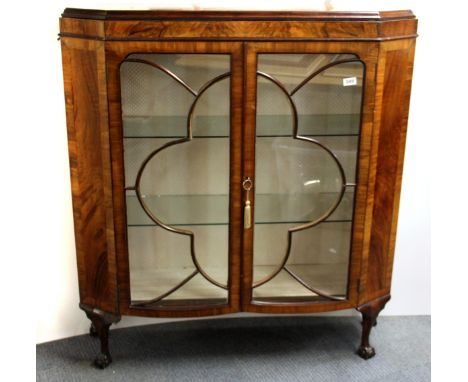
left=253, top=223, right=352, bottom=298
left=121, top=54, right=230, bottom=306
left=252, top=54, right=364, bottom=302
left=122, top=54, right=230, bottom=138
left=256, top=54, right=362, bottom=136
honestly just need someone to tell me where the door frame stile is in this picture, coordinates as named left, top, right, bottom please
left=241, top=42, right=258, bottom=310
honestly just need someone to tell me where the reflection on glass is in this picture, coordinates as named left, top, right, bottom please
left=121, top=54, right=230, bottom=306
left=253, top=54, right=364, bottom=302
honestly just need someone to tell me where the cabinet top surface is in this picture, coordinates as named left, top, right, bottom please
left=62, top=8, right=415, bottom=21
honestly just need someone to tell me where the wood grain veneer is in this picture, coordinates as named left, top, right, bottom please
left=59, top=9, right=417, bottom=41
left=61, top=37, right=118, bottom=314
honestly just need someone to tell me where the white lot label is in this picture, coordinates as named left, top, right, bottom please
left=343, top=77, right=357, bottom=86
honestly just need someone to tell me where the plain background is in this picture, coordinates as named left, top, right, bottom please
left=3, top=0, right=465, bottom=379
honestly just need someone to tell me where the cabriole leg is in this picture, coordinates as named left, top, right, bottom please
left=356, top=295, right=390, bottom=360
left=79, top=303, right=120, bottom=369
left=89, top=316, right=112, bottom=368
left=89, top=322, right=98, bottom=337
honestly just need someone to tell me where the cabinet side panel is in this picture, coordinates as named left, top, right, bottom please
left=361, top=39, right=416, bottom=303
left=61, top=38, right=117, bottom=313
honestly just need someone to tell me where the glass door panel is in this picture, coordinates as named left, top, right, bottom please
left=120, top=54, right=231, bottom=307
left=252, top=54, right=364, bottom=302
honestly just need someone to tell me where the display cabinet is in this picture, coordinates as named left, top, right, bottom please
left=59, top=8, right=417, bottom=368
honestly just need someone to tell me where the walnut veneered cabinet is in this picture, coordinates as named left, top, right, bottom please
left=59, top=8, right=417, bottom=368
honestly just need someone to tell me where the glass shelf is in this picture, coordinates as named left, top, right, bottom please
left=122, top=114, right=360, bottom=138
left=126, top=192, right=354, bottom=227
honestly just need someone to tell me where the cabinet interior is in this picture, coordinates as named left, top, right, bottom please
left=120, top=53, right=363, bottom=305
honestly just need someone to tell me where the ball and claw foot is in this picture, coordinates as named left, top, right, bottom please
left=94, top=353, right=112, bottom=369
left=357, top=345, right=376, bottom=360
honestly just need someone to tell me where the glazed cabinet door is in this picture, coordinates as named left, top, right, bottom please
left=106, top=42, right=243, bottom=316
left=242, top=42, right=375, bottom=313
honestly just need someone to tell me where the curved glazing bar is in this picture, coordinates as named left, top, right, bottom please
left=123, top=58, right=198, bottom=96
left=283, top=266, right=346, bottom=301
left=122, top=58, right=231, bottom=306
left=290, top=58, right=363, bottom=96
left=256, top=71, right=348, bottom=231
left=253, top=58, right=364, bottom=301
left=131, top=269, right=199, bottom=307
left=187, top=72, right=231, bottom=139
